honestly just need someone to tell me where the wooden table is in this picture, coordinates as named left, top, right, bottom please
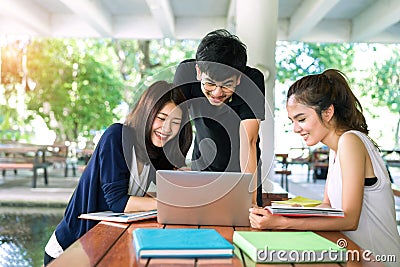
left=311, top=149, right=329, bottom=183
left=48, top=219, right=384, bottom=267
left=274, top=153, right=291, bottom=191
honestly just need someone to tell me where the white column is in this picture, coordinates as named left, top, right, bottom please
left=235, top=0, right=278, bottom=192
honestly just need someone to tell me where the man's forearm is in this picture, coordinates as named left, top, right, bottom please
left=240, top=143, right=258, bottom=205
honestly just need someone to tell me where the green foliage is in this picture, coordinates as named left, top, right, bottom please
left=276, top=42, right=355, bottom=83
left=26, top=38, right=124, bottom=141
left=361, top=47, right=400, bottom=114
left=1, top=37, right=398, bottom=148
left=112, top=38, right=198, bottom=108
left=1, top=37, right=198, bottom=143
left=357, top=44, right=400, bottom=147
left=0, top=40, right=28, bottom=134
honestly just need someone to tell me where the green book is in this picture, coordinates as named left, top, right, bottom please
left=233, top=231, right=347, bottom=263
left=271, top=196, right=322, bottom=207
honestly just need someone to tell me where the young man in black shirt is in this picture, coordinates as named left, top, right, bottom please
left=174, top=29, right=265, bottom=206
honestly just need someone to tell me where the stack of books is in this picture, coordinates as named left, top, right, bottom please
left=264, top=206, right=344, bottom=217
left=266, top=195, right=344, bottom=218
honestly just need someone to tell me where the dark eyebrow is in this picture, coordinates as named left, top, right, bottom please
left=292, top=113, right=306, bottom=120
left=204, top=77, right=234, bottom=85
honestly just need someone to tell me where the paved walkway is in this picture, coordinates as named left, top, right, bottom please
left=0, top=167, right=80, bottom=208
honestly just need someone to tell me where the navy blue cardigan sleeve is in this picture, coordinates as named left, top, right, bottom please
left=98, top=124, right=130, bottom=212
left=55, top=123, right=131, bottom=250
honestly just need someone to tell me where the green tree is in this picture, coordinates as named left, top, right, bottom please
left=26, top=38, right=124, bottom=141
left=276, top=42, right=355, bottom=83
left=1, top=37, right=197, bottom=143
left=359, top=45, right=400, bottom=148
left=112, top=39, right=198, bottom=107
left=0, top=39, right=30, bottom=140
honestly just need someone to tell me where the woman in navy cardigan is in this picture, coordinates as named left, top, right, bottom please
left=44, top=81, right=193, bottom=265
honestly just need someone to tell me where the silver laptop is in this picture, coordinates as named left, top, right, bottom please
left=156, top=170, right=253, bottom=226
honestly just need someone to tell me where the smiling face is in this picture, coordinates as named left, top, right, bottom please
left=196, top=66, right=240, bottom=106
left=286, top=95, right=331, bottom=146
left=151, top=102, right=182, bottom=147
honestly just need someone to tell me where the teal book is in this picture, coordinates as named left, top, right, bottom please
left=133, top=228, right=234, bottom=258
left=233, top=231, right=347, bottom=263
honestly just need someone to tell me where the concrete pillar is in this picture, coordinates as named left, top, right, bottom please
left=235, top=0, right=278, bottom=192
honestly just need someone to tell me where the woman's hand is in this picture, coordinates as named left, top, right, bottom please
left=125, top=196, right=157, bottom=212
left=249, top=207, right=283, bottom=229
left=176, top=166, right=191, bottom=171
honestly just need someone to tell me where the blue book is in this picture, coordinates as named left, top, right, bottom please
left=132, top=228, right=234, bottom=258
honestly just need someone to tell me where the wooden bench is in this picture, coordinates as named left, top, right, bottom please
left=261, top=180, right=290, bottom=206
left=45, top=145, right=77, bottom=177
left=287, top=147, right=311, bottom=180
left=0, top=147, right=51, bottom=188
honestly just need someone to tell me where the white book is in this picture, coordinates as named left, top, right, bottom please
left=78, top=210, right=157, bottom=223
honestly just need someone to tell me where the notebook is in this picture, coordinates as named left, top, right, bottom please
left=156, top=170, right=253, bottom=226
left=233, top=231, right=347, bottom=263
left=133, top=228, right=234, bottom=258
left=264, top=206, right=344, bottom=217
left=78, top=210, right=157, bottom=223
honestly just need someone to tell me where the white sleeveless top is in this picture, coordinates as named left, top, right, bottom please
left=326, top=130, right=400, bottom=266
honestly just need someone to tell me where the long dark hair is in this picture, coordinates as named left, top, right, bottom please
left=124, top=81, right=192, bottom=169
left=287, top=69, right=369, bottom=136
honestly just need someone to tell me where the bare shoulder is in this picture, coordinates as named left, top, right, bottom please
left=338, top=131, right=364, bottom=147
left=338, top=132, right=366, bottom=158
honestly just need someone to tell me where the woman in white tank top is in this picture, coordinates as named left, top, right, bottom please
left=249, top=69, right=400, bottom=266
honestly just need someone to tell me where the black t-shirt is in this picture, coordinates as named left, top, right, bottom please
left=174, top=59, right=265, bottom=172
